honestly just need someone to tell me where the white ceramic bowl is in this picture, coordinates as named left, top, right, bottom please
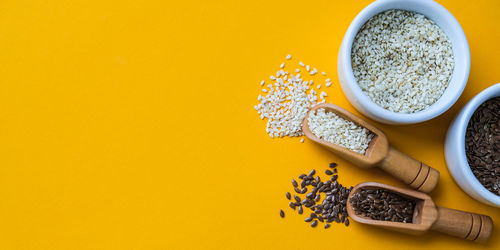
left=445, top=83, right=500, bottom=207
left=338, top=0, right=470, bottom=124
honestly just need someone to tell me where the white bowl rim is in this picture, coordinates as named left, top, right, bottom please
left=453, top=83, right=500, bottom=205
left=339, top=0, right=470, bottom=124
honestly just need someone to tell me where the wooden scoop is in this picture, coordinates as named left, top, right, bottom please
left=302, top=103, right=439, bottom=193
left=346, top=182, right=493, bottom=242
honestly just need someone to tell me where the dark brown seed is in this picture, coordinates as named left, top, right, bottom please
left=289, top=202, right=296, bottom=210
left=294, top=187, right=301, bottom=193
left=298, top=174, right=307, bottom=179
left=325, top=170, right=333, bottom=175
left=315, top=194, right=321, bottom=202
left=324, top=223, right=331, bottom=229
left=318, top=216, right=324, bottom=222
left=280, top=210, right=285, bottom=218
left=465, top=97, right=500, bottom=196
left=309, top=169, right=316, bottom=176
left=332, top=168, right=338, bottom=174
left=305, top=217, right=313, bottom=222
left=292, top=179, right=298, bottom=188
left=294, top=195, right=301, bottom=203
left=300, top=187, right=307, bottom=194
left=298, top=205, right=303, bottom=214
left=331, top=175, right=338, bottom=182
left=345, top=218, right=349, bottom=226
left=285, top=192, right=291, bottom=200
left=329, top=162, right=337, bottom=168
left=311, top=220, right=318, bottom=227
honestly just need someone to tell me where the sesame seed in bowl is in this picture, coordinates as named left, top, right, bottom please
left=338, top=0, right=470, bottom=124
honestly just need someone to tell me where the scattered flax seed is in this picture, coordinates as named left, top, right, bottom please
left=286, top=54, right=292, bottom=60
left=280, top=62, right=285, bottom=68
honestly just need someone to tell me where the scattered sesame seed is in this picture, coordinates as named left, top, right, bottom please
left=300, top=138, right=305, bottom=143
left=295, top=69, right=300, bottom=73
left=306, top=65, right=310, bottom=72
left=322, top=72, right=326, bottom=76
left=270, top=76, right=276, bottom=80
left=262, top=89, right=268, bottom=93
left=286, top=54, right=292, bottom=60
left=261, top=80, right=265, bottom=86
left=299, top=62, right=305, bottom=67
left=280, top=62, right=285, bottom=68
left=325, top=81, right=332, bottom=87
left=317, top=85, right=321, bottom=89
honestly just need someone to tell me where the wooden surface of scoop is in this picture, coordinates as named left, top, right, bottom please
left=347, top=182, right=494, bottom=243
left=302, top=103, right=439, bottom=193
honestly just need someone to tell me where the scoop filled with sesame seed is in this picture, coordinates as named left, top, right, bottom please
left=302, top=103, right=439, bottom=193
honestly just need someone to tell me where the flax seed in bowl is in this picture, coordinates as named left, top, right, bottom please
left=338, top=0, right=470, bottom=124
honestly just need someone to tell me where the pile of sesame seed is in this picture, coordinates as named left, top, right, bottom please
left=307, top=108, right=374, bottom=154
left=254, top=55, right=333, bottom=139
left=351, top=10, right=454, bottom=113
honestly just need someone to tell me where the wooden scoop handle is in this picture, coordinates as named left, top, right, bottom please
left=377, top=147, right=439, bottom=193
left=431, top=207, right=493, bottom=243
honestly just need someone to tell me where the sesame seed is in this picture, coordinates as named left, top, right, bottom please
left=321, top=72, right=326, bottom=76
left=280, top=62, right=285, bottom=69
left=317, top=85, right=321, bottom=89
left=299, top=62, right=305, bottom=67
left=300, top=138, right=305, bottom=143
left=295, top=69, right=300, bottom=73
left=262, top=89, right=268, bottom=93
left=286, top=54, right=292, bottom=60
left=270, top=76, right=276, bottom=80
left=260, top=80, right=265, bottom=86
left=306, top=65, right=310, bottom=72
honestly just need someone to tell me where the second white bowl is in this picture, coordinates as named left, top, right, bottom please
left=445, top=83, right=500, bottom=207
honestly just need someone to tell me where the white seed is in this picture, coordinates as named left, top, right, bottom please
left=286, top=54, right=292, bottom=60
left=317, top=85, right=321, bottom=89
left=351, top=9, right=454, bottom=113
left=308, top=108, right=374, bottom=154
left=261, top=80, right=265, bottom=86
left=280, top=62, right=285, bottom=68
left=300, top=138, right=305, bottom=143
left=299, top=62, right=305, bottom=67
left=295, top=69, right=300, bottom=73
left=270, top=76, right=276, bottom=80
left=321, top=72, right=326, bottom=76
left=262, top=89, right=268, bottom=93
left=306, top=65, right=310, bottom=72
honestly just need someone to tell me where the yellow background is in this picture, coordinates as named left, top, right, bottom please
left=0, top=0, right=499, bottom=249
